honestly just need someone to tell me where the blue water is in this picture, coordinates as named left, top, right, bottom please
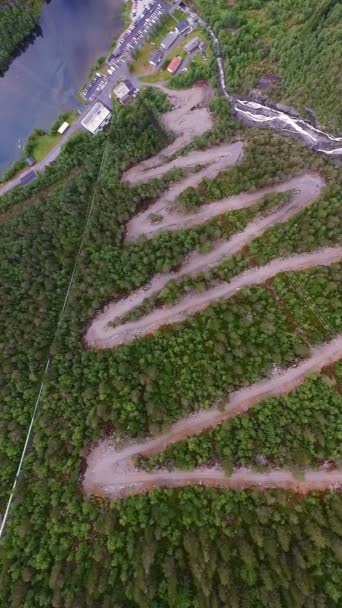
left=0, top=0, right=123, bottom=173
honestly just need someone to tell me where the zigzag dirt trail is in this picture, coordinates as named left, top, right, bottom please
left=83, top=86, right=342, bottom=500
left=86, top=172, right=335, bottom=349
left=83, top=337, right=342, bottom=499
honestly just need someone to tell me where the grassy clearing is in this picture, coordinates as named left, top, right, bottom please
left=130, top=43, right=154, bottom=75
left=30, top=110, right=78, bottom=162
left=31, top=134, right=60, bottom=162
left=123, top=0, right=132, bottom=28
left=141, top=66, right=171, bottom=83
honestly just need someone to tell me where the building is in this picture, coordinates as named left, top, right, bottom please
left=149, top=49, right=163, bottom=66
left=113, top=79, right=138, bottom=105
left=25, top=156, right=35, bottom=167
left=176, top=19, right=191, bottom=35
left=57, top=121, right=70, bottom=135
left=20, top=170, right=38, bottom=186
left=167, top=56, right=182, bottom=74
left=160, top=30, right=179, bottom=50
left=184, top=36, right=200, bottom=54
left=81, top=102, right=111, bottom=135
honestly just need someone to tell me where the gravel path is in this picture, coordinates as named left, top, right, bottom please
left=83, top=85, right=342, bottom=501
left=83, top=336, right=342, bottom=499
left=125, top=141, right=244, bottom=240
left=85, top=173, right=330, bottom=349
left=86, top=247, right=342, bottom=349
left=126, top=171, right=324, bottom=242
left=124, top=84, right=214, bottom=178
left=123, top=141, right=243, bottom=184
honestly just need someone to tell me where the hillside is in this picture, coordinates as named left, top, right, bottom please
left=198, top=0, right=342, bottom=130
left=0, top=80, right=341, bottom=607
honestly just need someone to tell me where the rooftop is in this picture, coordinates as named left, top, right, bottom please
left=184, top=36, right=200, bottom=53
left=150, top=49, right=163, bottom=65
left=176, top=19, right=191, bottom=33
left=161, top=30, right=179, bottom=49
left=57, top=121, right=70, bottom=135
left=20, top=170, right=38, bottom=186
left=167, top=56, right=182, bottom=74
left=113, top=79, right=135, bottom=100
left=81, top=102, right=111, bottom=135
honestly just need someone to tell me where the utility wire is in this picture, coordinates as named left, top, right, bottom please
left=0, top=136, right=110, bottom=539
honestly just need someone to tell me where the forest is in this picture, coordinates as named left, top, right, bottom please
left=0, top=0, right=42, bottom=72
left=198, top=0, right=342, bottom=130
left=0, top=77, right=341, bottom=608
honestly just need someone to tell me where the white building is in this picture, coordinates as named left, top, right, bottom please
left=81, top=102, right=111, bottom=135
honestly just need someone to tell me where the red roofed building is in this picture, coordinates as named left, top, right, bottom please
left=167, top=56, right=182, bottom=74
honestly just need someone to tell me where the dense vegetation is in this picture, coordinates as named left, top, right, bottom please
left=0, top=91, right=341, bottom=607
left=198, top=0, right=342, bottom=129
left=0, top=89, right=169, bottom=507
left=2, top=485, right=342, bottom=607
left=0, top=0, right=42, bottom=72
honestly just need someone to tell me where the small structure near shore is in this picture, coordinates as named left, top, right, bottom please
left=81, top=102, right=111, bottom=135
left=20, top=170, right=38, bottom=186
left=57, top=121, right=70, bottom=135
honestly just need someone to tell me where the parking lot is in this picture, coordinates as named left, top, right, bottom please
left=82, top=73, right=109, bottom=102
left=107, top=0, right=170, bottom=72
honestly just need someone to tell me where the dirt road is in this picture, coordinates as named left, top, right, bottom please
left=126, top=171, right=324, bottom=242
left=83, top=85, right=342, bottom=501
left=125, top=141, right=244, bottom=240
left=86, top=173, right=331, bottom=350
left=83, top=335, right=342, bottom=499
left=123, top=141, right=243, bottom=184
left=86, top=247, right=342, bottom=349
left=124, top=84, right=214, bottom=179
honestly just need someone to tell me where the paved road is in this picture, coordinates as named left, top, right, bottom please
left=0, top=118, right=83, bottom=197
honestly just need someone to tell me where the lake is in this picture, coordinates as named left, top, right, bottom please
left=0, top=0, right=123, bottom=174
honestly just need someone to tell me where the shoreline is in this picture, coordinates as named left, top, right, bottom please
left=0, top=0, right=125, bottom=180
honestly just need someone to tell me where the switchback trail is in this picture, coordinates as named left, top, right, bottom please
left=125, top=170, right=323, bottom=242
left=123, top=141, right=243, bottom=186
left=83, top=336, right=342, bottom=499
left=86, top=173, right=332, bottom=349
left=129, top=84, right=215, bottom=174
left=86, top=247, right=342, bottom=349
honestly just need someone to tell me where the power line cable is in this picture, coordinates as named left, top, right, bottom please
left=0, top=134, right=110, bottom=539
